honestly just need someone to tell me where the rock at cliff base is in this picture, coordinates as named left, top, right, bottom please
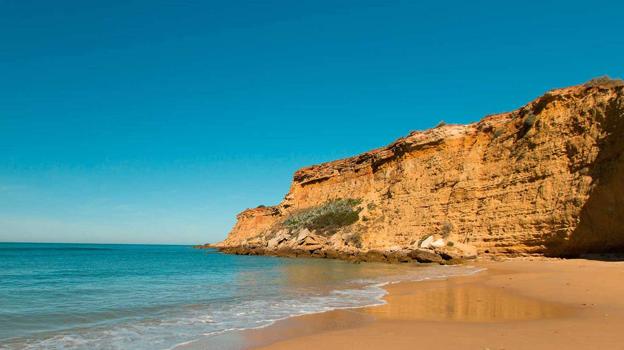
left=296, top=229, right=312, bottom=243
left=301, top=244, right=324, bottom=251
left=419, top=235, right=435, bottom=249
left=267, top=231, right=290, bottom=249
left=430, top=238, right=446, bottom=248
left=408, top=249, right=444, bottom=263
left=435, top=243, right=477, bottom=260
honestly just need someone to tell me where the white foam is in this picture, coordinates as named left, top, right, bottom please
left=7, top=265, right=485, bottom=350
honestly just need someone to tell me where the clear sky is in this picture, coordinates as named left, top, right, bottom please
left=1, top=0, right=622, bottom=244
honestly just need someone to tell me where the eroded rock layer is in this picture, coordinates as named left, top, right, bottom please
left=216, top=80, right=624, bottom=260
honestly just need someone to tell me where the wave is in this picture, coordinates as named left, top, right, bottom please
left=171, top=264, right=485, bottom=350
left=2, top=259, right=484, bottom=350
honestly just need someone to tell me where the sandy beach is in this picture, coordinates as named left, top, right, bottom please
left=185, top=258, right=624, bottom=350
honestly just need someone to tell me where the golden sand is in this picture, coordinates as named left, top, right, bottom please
left=364, top=282, right=568, bottom=323
left=179, top=259, right=624, bottom=350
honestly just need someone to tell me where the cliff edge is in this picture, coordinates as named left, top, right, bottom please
left=215, top=78, right=624, bottom=263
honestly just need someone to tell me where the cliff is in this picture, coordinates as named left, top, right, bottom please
left=215, top=78, right=624, bottom=263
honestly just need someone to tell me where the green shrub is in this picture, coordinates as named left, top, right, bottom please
left=283, top=198, right=362, bottom=234
left=435, top=120, right=447, bottom=128
left=584, top=76, right=624, bottom=88
left=441, top=221, right=453, bottom=238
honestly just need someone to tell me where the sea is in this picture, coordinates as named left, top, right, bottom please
left=0, top=243, right=482, bottom=349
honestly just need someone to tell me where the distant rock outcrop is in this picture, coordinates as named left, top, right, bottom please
left=212, top=78, right=624, bottom=263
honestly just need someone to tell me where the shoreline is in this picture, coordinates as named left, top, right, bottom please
left=180, top=258, right=624, bottom=350
left=175, top=262, right=484, bottom=350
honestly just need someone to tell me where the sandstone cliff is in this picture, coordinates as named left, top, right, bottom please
left=215, top=78, right=624, bottom=262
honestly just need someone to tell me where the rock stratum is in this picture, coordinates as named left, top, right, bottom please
left=213, top=78, right=624, bottom=263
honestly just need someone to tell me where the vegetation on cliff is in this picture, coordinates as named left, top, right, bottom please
left=282, top=198, right=362, bottom=235
left=583, top=75, right=624, bottom=88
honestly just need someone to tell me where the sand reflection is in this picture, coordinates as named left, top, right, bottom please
left=364, top=283, right=569, bottom=322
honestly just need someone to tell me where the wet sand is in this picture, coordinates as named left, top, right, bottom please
left=181, top=259, right=624, bottom=349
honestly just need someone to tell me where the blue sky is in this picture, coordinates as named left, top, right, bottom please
left=1, top=0, right=622, bottom=244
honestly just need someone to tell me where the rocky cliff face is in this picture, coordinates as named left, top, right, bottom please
left=216, top=79, right=624, bottom=262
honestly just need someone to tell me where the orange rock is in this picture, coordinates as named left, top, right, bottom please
left=217, top=79, right=624, bottom=258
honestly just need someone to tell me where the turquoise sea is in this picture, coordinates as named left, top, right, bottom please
left=0, top=243, right=481, bottom=349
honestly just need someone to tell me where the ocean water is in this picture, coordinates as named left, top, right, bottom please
left=0, top=243, right=481, bottom=349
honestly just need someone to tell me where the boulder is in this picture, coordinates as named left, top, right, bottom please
left=435, top=242, right=477, bottom=260
left=302, top=236, right=319, bottom=245
left=419, top=235, right=435, bottom=249
left=430, top=238, right=446, bottom=248
left=420, top=235, right=445, bottom=249
left=408, top=249, right=444, bottom=263
left=301, top=244, right=324, bottom=251
left=267, top=231, right=290, bottom=249
left=296, top=228, right=312, bottom=243
left=359, top=250, right=388, bottom=263
left=390, top=249, right=413, bottom=263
